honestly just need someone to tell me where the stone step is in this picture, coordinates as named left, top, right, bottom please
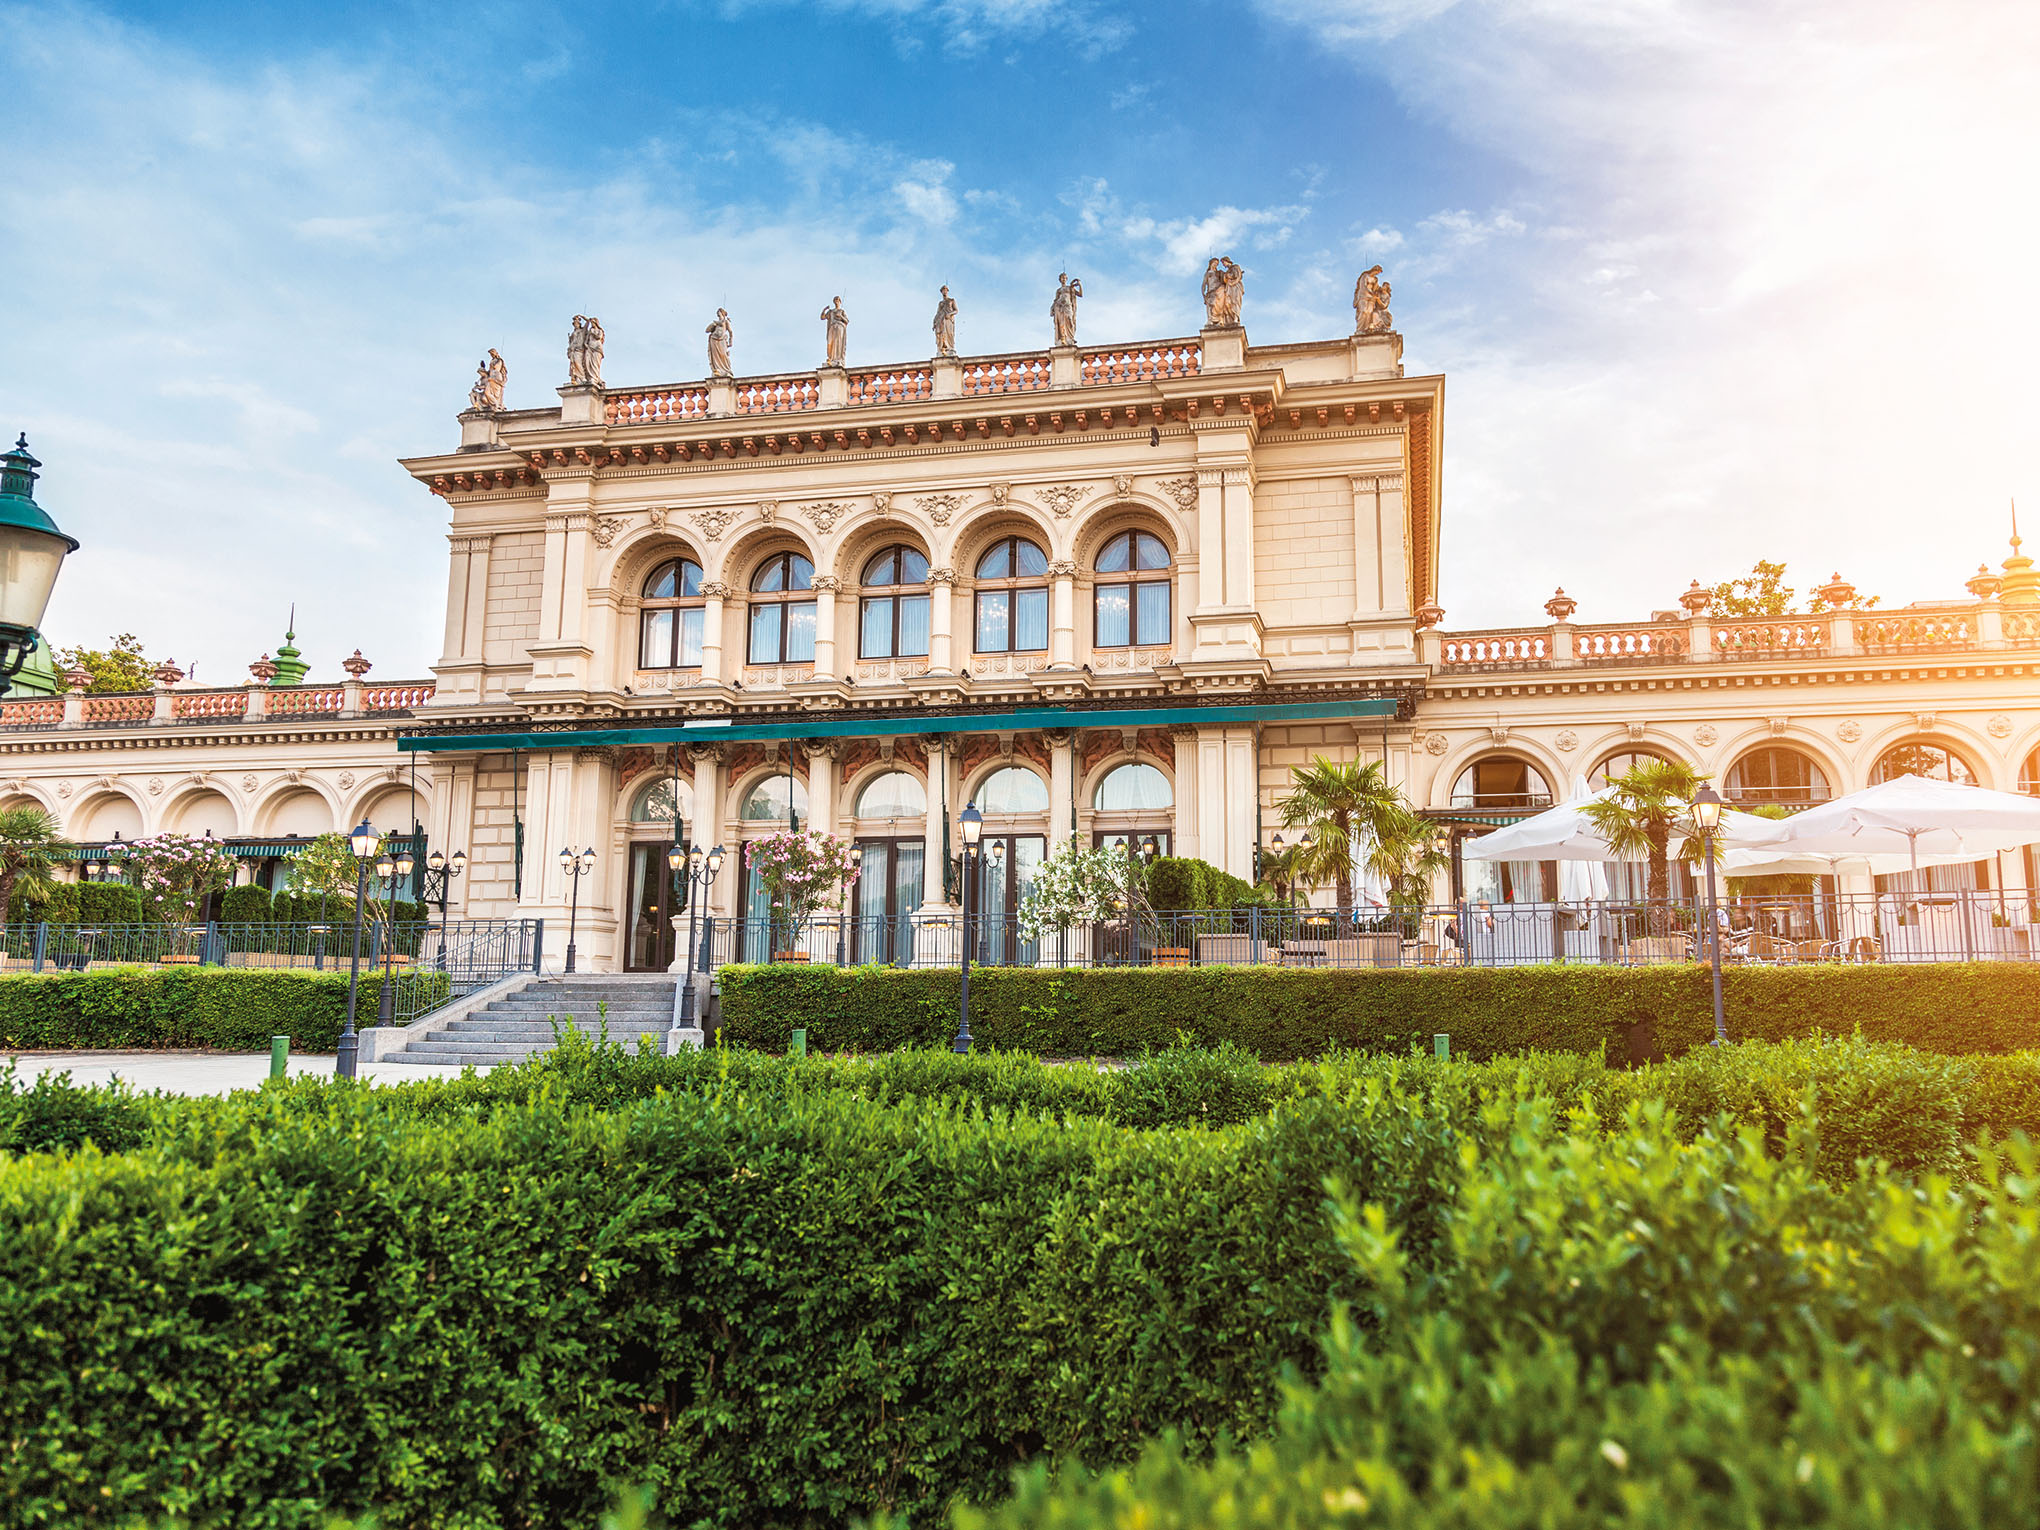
left=430, top=1027, right=668, bottom=1045
left=450, top=1010, right=672, bottom=1027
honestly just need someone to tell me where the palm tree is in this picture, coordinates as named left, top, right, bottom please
left=1367, top=803, right=1451, bottom=917
left=0, top=805, right=74, bottom=923
left=1276, top=756, right=1410, bottom=927
left=1256, top=839, right=1311, bottom=906
left=1581, top=758, right=1710, bottom=936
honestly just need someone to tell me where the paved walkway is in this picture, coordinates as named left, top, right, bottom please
left=5, top=1051, right=493, bottom=1095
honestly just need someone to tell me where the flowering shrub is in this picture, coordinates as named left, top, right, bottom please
left=743, top=830, right=861, bottom=926
left=1016, top=842, right=1144, bottom=939
left=120, top=833, right=240, bottom=924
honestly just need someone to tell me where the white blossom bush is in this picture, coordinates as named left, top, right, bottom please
left=1015, top=842, right=1143, bottom=940
left=122, top=833, right=240, bottom=924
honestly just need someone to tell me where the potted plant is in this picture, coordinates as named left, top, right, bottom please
left=743, top=830, right=860, bottom=961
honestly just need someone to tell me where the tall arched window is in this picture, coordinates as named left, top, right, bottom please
left=972, top=766, right=1050, bottom=815
left=740, top=775, right=810, bottom=822
left=1094, top=762, right=1172, bottom=811
left=748, top=552, right=816, bottom=665
left=1450, top=756, right=1552, bottom=809
left=859, top=545, right=931, bottom=659
left=628, top=777, right=690, bottom=825
left=1725, top=746, right=1831, bottom=806
left=1589, top=748, right=1671, bottom=784
left=2019, top=746, right=2040, bottom=795
left=639, top=558, right=706, bottom=670
left=975, top=537, right=1049, bottom=653
left=1871, top=742, right=1977, bottom=786
left=1094, top=531, right=1171, bottom=648
left=854, top=771, right=926, bottom=821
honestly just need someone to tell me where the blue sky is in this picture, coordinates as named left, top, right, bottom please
left=4, top=0, right=2036, bottom=681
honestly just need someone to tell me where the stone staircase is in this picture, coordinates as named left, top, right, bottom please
left=379, top=974, right=680, bottom=1067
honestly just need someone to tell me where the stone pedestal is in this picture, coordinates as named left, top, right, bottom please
left=557, top=383, right=604, bottom=426
left=708, top=378, right=736, bottom=417
left=932, top=356, right=962, bottom=398
left=1349, top=333, right=1404, bottom=381
left=457, top=408, right=501, bottom=448
left=817, top=366, right=849, bottom=408
left=1199, top=326, right=1246, bottom=370
left=1049, top=345, right=1081, bottom=388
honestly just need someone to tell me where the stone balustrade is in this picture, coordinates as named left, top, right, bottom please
left=1437, top=602, right=2028, bottom=673
left=733, top=376, right=821, bottom=415
left=0, top=680, right=439, bottom=730
left=848, top=368, right=933, bottom=406
left=605, top=386, right=710, bottom=425
left=960, top=354, right=1054, bottom=395
left=1079, top=341, right=1202, bottom=384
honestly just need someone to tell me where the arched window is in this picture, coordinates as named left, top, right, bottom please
left=2019, top=746, right=2040, bottom=795
left=854, top=771, right=926, bottom=820
left=972, top=766, right=1049, bottom=815
left=740, top=775, right=810, bottom=822
left=1725, top=746, right=1832, bottom=806
left=859, top=546, right=931, bottom=659
left=639, top=558, right=706, bottom=669
left=628, top=777, right=689, bottom=824
left=975, top=537, right=1049, bottom=653
left=1094, top=762, right=1172, bottom=811
left=1871, top=742, right=1977, bottom=786
left=1449, top=756, right=1552, bottom=810
left=748, top=553, right=816, bottom=666
left=1589, top=748, right=1672, bottom=785
left=1094, top=531, right=1171, bottom=648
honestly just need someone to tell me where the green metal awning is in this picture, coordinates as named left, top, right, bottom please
left=398, top=698, right=1401, bottom=755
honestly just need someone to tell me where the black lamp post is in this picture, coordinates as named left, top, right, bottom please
left=423, top=847, right=466, bottom=919
left=0, top=435, right=79, bottom=696
left=1692, top=783, right=1728, bottom=1046
left=560, top=845, right=596, bottom=974
left=955, top=804, right=983, bottom=1053
left=374, top=843, right=415, bottom=1026
left=338, top=818, right=379, bottom=1079
left=677, top=842, right=725, bottom=1030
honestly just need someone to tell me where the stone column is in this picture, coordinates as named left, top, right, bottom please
left=699, top=583, right=729, bottom=684
left=1195, top=727, right=1227, bottom=869
left=811, top=577, right=840, bottom=680
left=1193, top=469, right=1227, bottom=611
left=806, top=742, right=840, bottom=839
left=928, top=567, right=956, bottom=673
left=1049, top=562, right=1078, bottom=668
left=1222, top=727, right=1256, bottom=880
left=1047, top=731, right=1076, bottom=854
left=1221, top=466, right=1255, bottom=615
left=1171, top=725, right=1199, bottom=861
left=1376, top=472, right=1409, bottom=619
left=921, top=738, right=952, bottom=909
left=441, top=537, right=474, bottom=663
left=1349, top=475, right=1382, bottom=620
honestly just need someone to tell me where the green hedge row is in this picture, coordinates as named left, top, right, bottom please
left=7, top=1038, right=2040, bottom=1527
left=717, top=960, right=2040, bottom=1060
left=6, top=882, right=143, bottom=925
left=0, top=968, right=423, bottom=1052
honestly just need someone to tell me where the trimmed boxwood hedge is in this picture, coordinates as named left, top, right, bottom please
left=0, top=968, right=423, bottom=1051
left=717, top=960, right=2040, bottom=1060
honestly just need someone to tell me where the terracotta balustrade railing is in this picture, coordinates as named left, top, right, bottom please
left=1577, top=627, right=1685, bottom=663
left=0, top=698, right=62, bottom=725
left=266, top=687, right=347, bottom=714
left=605, top=386, right=710, bottom=425
left=80, top=694, right=151, bottom=723
left=848, top=368, right=933, bottom=406
left=1713, top=619, right=1827, bottom=656
left=960, top=355, right=1052, bottom=395
left=364, top=683, right=435, bottom=710
left=1080, top=341, right=1201, bottom=385
left=1441, top=633, right=1549, bottom=668
left=1859, top=611, right=1973, bottom=651
left=734, top=377, right=820, bottom=415
left=172, top=691, right=249, bottom=720
left=2005, top=611, right=2040, bottom=644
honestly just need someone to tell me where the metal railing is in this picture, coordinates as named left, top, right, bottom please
left=0, top=919, right=544, bottom=1024
left=676, top=893, right=2040, bottom=970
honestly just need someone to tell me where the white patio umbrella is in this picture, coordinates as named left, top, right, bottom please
left=1462, top=785, right=1790, bottom=862
left=1723, top=774, right=2040, bottom=879
left=1554, top=781, right=1612, bottom=900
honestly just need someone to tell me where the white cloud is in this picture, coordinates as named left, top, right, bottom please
left=895, top=159, right=959, bottom=225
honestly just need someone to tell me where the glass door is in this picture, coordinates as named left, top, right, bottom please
left=853, top=838, right=925, bottom=965
left=625, top=841, right=688, bottom=971
left=971, top=834, right=1044, bottom=965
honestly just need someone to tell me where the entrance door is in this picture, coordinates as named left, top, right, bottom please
left=853, top=838, right=925, bottom=965
left=625, top=841, right=688, bottom=971
left=971, top=834, right=1045, bottom=965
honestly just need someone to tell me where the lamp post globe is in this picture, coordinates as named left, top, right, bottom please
left=955, top=806, right=985, bottom=1053
left=560, top=845, right=594, bottom=974
left=1691, top=784, right=1728, bottom=1045
left=337, top=819, right=380, bottom=1080
left=0, top=436, right=79, bottom=693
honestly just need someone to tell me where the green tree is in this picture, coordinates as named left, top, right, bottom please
left=1366, top=803, right=1451, bottom=915
left=52, top=633, right=153, bottom=693
left=1710, top=561, right=1881, bottom=618
left=0, top=806, right=73, bottom=920
left=1582, top=758, right=1712, bottom=936
left=1275, top=756, right=1409, bottom=927
left=1256, top=840, right=1311, bottom=906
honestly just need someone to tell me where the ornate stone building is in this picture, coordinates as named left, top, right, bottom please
left=5, top=278, right=2035, bottom=968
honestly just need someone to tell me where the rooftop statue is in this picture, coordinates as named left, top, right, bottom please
left=819, top=297, right=848, bottom=368
left=1354, top=266, right=1394, bottom=336
left=707, top=309, right=733, bottom=378
left=1050, top=272, right=1083, bottom=347
left=468, top=348, right=508, bottom=412
left=1201, top=256, right=1244, bottom=328
left=933, top=285, right=957, bottom=357
left=566, top=315, right=605, bottom=387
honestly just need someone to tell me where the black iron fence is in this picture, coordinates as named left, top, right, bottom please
left=0, top=919, right=546, bottom=1025
left=667, top=891, right=2040, bottom=970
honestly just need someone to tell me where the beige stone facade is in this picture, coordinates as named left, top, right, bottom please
left=6, top=303, right=2035, bottom=967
